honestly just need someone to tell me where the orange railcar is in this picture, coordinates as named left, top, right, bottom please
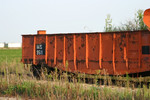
left=22, top=30, right=150, bottom=75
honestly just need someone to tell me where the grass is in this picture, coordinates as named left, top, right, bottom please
left=0, top=48, right=21, bottom=63
left=0, top=48, right=150, bottom=99
left=0, top=48, right=25, bottom=74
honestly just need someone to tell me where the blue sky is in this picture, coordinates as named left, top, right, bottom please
left=0, top=0, right=150, bottom=42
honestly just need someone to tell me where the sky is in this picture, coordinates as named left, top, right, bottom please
left=0, top=0, right=150, bottom=43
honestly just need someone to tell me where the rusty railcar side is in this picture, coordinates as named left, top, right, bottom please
left=22, top=30, right=150, bottom=75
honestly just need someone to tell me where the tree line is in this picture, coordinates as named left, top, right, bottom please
left=104, top=9, right=148, bottom=32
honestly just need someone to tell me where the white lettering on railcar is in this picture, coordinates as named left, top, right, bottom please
left=36, top=44, right=42, bottom=49
left=36, top=50, right=43, bottom=55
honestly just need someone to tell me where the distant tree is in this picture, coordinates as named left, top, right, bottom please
left=104, top=14, right=113, bottom=32
left=104, top=9, right=147, bottom=32
left=136, top=9, right=147, bottom=30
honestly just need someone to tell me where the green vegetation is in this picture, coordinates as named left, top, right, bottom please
left=0, top=49, right=23, bottom=74
left=0, top=48, right=21, bottom=64
left=0, top=48, right=150, bottom=99
left=104, top=9, right=147, bottom=32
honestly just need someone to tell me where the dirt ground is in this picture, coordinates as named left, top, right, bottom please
left=0, top=97, right=34, bottom=100
left=0, top=97, right=18, bottom=100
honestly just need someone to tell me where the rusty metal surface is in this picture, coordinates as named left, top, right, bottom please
left=22, top=30, right=150, bottom=75
left=37, top=30, right=46, bottom=35
left=22, top=36, right=34, bottom=64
